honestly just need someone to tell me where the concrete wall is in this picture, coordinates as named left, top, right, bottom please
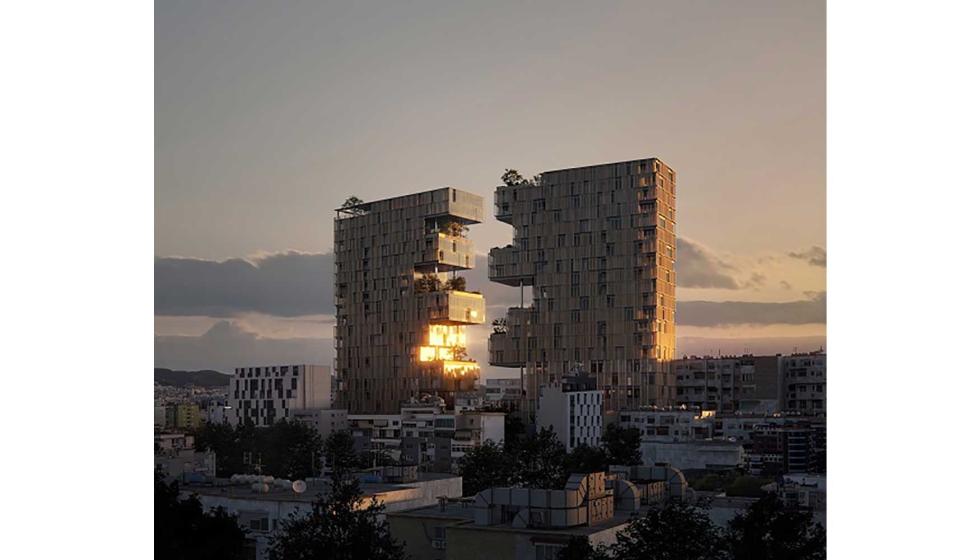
left=640, top=441, right=745, bottom=470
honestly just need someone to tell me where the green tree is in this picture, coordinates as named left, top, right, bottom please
left=726, top=492, right=826, bottom=560
left=267, top=469, right=406, bottom=560
left=458, top=439, right=514, bottom=496
left=501, top=169, right=541, bottom=186
left=155, top=474, right=248, bottom=560
left=725, top=475, right=771, bottom=498
left=323, top=431, right=360, bottom=475
left=566, top=444, right=609, bottom=475
left=341, top=196, right=367, bottom=214
left=192, top=421, right=244, bottom=477
left=515, top=426, right=569, bottom=489
left=602, top=423, right=643, bottom=466
left=610, top=497, right=725, bottom=560
left=414, top=272, right=443, bottom=293
left=556, top=536, right=612, bottom=560
left=501, top=169, right=525, bottom=186
left=445, top=275, right=467, bottom=292
left=258, top=420, right=323, bottom=479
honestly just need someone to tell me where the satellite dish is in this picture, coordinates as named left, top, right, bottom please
left=292, top=480, right=307, bottom=493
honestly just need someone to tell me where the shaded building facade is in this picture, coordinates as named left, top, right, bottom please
left=488, top=159, right=678, bottom=415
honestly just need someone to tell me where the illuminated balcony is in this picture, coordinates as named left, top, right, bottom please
left=420, top=290, right=485, bottom=325
left=418, top=233, right=476, bottom=272
left=419, top=360, right=480, bottom=392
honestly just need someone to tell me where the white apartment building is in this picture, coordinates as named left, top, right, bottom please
left=348, top=398, right=505, bottom=471
left=617, top=409, right=716, bottom=442
left=206, top=398, right=232, bottom=424
left=229, top=365, right=332, bottom=428
left=484, top=377, right=522, bottom=408
left=536, top=370, right=604, bottom=451
left=290, top=408, right=348, bottom=439
left=780, top=352, right=826, bottom=413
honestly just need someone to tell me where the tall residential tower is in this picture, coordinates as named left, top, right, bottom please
left=488, top=158, right=677, bottom=414
left=334, top=188, right=485, bottom=414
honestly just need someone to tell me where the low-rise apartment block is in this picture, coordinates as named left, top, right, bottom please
left=164, top=403, right=201, bottom=430
left=182, top=472, right=462, bottom=560
left=675, top=355, right=780, bottom=414
left=388, top=467, right=690, bottom=560
left=780, top=352, right=826, bottom=413
left=484, top=378, right=522, bottom=409
left=348, top=398, right=505, bottom=471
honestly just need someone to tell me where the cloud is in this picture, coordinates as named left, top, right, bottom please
left=788, top=245, right=827, bottom=267
left=779, top=280, right=793, bottom=290
left=677, top=291, right=826, bottom=327
left=156, top=250, right=523, bottom=319
left=155, top=320, right=333, bottom=372
left=674, top=237, right=741, bottom=289
left=678, top=335, right=825, bottom=357
left=155, top=251, right=333, bottom=317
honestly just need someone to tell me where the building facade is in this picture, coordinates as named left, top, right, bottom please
left=334, top=188, right=486, bottom=413
left=483, top=378, right=522, bottom=409
left=488, top=159, right=678, bottom=416
left=536, top=371, right=604, bottom=451
left=228, top=365, right=332, bottom=428
left=164, top=403, right=201, bottom=430
left=675, top=355, right=780, bottom=414
left=348, top=399, right=505, bottom=471
left=780, top=352, right=826, bottom=413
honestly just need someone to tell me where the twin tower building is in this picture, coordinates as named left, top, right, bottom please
left=334, top=158, right=678, bottom=418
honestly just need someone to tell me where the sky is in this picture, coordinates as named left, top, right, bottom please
left=155, top=0, right=826, bottom=375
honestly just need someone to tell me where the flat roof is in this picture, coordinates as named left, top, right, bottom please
left=389, top=500, right=647, bottom=537
left=181, top=472, right=459, bottom=504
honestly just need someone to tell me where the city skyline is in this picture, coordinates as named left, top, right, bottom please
left=155, top=0, right=826, bottom=374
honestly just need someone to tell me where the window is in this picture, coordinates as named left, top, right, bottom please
left=579, top=296, right=589, bottom=309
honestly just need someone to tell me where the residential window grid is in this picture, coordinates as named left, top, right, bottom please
left=488, top=159, right=677, bottom=415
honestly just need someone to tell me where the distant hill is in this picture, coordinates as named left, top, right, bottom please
left=155, top=368, right=232, bottom=388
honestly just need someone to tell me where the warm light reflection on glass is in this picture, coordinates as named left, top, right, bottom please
left=419, top=325, right=469, bottom=362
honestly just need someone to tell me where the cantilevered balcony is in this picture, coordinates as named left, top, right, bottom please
left=419, top=360, right=480, bottom=393
left=488, top=245, right=535, bottom=287
left=417, top=233, right=475, bottom=272
left=488, top=331, right=524, bottom=367
left=419, top=290, right=486, bottom=325
left=493, top=186, right=518, bottom=225
left=426, top=189, right=485, bottom=224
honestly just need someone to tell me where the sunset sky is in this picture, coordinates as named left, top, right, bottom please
left=155, top=0, right=826, bottom=375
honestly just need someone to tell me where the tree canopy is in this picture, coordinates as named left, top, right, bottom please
left=602, top=424, right=643, bottom=466
left=725, top=493, right=826, bottom=560
left=155, top=474, right=248, bottom=560
left=192, top=419, right=323, bottom=479
left=267, top=456, right=406, bottom=560
left=611, top=497, right=725, bottom=560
